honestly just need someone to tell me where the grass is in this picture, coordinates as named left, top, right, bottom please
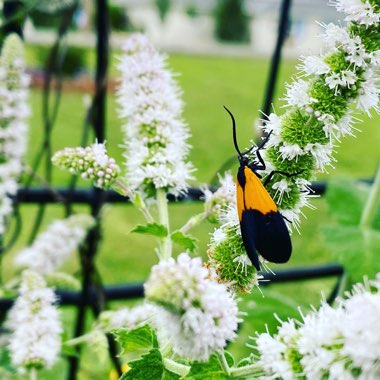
left=6, top=49, right=380, bottom=378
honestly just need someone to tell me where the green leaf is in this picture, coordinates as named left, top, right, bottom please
left=321, top=224, right=380, bottom=284
left=324, top=179, right=368, bottom=226
left=121, top=348, right=179, bottom=380
left=184, top=353, right=236, bottom=379
left=171, top=231, right=198, bottom=252
left=130, top=223, right=168, bottom=237
left=113, top=324, right=157, bottom=356
left=0, top=348, right=17, bottom=374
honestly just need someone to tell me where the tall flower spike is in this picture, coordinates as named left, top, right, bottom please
left=250, top=274, right=380, bottom=379
left=52, top=141, right=120, bottom=189
left=144, top=253, right=239, bottom=361
left=116, top=33, right=194, bottom=198
left=258, top=0, right=380, bottom=229
left=15, top=214, right=95, bottom=275
left=6, top=270, right=62, bottom=371
left=0, top=34, right=29, bottom=235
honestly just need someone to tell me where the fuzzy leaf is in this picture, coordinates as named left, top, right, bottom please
left=131, top=223, right=168, bottom=237
left=184, top=353, right=237, bottom=379
left=113, top=324, right=157, bottom=356
left=0, top=348, right=16, bottom=374
left=120, top=348, right=179, bottom=380
left=171, top=231, right=198, bottom=252
left=321, top=224, right=380, bottom=284
left=324, top=179, right=368, bottom=226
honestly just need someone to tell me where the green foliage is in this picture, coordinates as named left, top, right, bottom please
left=171, top=230, right=198, bottom=252
left=0, top=348, right=16, bottom=375
left=321, top=179, right=380, bottom=284
left=184, top=353, right=234, bottom=379
left=109, top=4, right=131, bottom=31
left=214, top=0, right=250, bottom=43
left=185, top=5, right=199, bottom=18
left=155, top=0, right=171, bottom=22
left=32, top=45, right=87, bottom=77
left=113, top=325, right=157, bottom=355
left=131, top=223, right=168, bottom=237
left=29, top=8, right=63, bottom=29
left=121, top=349, right=179, bottom=380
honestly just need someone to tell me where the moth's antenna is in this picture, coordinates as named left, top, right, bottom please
left=224, top=106, right=242, bottom=158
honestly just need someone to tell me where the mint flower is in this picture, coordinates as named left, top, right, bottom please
left=6, top=270, right=62, bottom=371
left=144, top=253, right=239, bottom=361
left=98, top=303, right=158, bottom=331
left=116, top=34, right=194, bottom=198
left=249, top=274, right=380, bottom=379
left=0, top=34, right=29, bottom=234
left=15, top=214, right=95, bottom=275
left=52, top=141, right=120, bottom=188
left=257, top=0, right=380, bottom=229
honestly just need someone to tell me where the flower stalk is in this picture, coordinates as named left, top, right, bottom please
left=156, top=189, right=171, bottom=260
left=163, top=358, right=190, bottom=377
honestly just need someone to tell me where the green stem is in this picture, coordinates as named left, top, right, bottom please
left=113, top=179, right=154, bottom=222
left=229, top=363, right=263, bottom=378
left=179, top=211, right=209, bottom=234
left=360, top=164, right=380, bottom=228
left=217, top=351, right=231, bottom=376
left=29, top=368, right=38, bottom=380
left=156, top=188, right=172, bottom=260
left=163, top=358, right=190, bottom=377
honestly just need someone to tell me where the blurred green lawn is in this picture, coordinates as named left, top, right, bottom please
left=7, top=49, right=380, bottom=379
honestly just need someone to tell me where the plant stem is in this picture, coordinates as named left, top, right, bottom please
left=360, top=164, right=380, bottom=228
left=217, top=350, right=231, bottom=376
left=113, top=179, right=154, bottom=222
left=179, top=211, right=209, bottom=234
left=229, top=362, right=263, bottom=378
left=156, top=188, right=172, bottom=260
left=30, top=368, right=38, bottom=380
left=163, top=358, right=190, bottom=377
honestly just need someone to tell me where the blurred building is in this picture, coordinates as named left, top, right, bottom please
left=114, top=0, right=342, bottom=56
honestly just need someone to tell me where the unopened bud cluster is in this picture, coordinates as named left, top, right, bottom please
left=52, top=142, right=120, bottom=188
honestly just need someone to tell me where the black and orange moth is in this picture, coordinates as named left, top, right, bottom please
left=224, top=106, right=292, bottom=271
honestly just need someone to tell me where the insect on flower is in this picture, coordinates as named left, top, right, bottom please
left=224, top=106, right=295, bottom=271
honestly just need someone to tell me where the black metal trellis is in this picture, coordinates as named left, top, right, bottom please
left=1, top=1, right=347, bottom=379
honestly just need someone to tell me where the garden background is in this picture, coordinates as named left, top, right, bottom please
left=2, top=0, right=380, bottom=378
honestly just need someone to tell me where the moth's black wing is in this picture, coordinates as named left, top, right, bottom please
left=255, top=210, right=292, bottom=263
left=241, top=209, right=291, bottom=270
left=240, top=209, right=261, bottom=271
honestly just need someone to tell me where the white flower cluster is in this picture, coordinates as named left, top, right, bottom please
left=254, top=275, right=380, bottom=379
left=116, top=33, right=194, bottom=197
left=260, top=0, right=380, bottom=229
left=0, top=34, right=29, bottom=234
left=203, top=172, right=236, bottom=222
left=333, top=0, right=380, bottom=26
left=144, top=253, right=239, bottom=361
left=15, top=214, right=95, bottom=275
left=52, top=141, right=120, bottom=188
left=6, top=270, right=62, bottom=370
left=98, top=303, right=157, bottom=331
